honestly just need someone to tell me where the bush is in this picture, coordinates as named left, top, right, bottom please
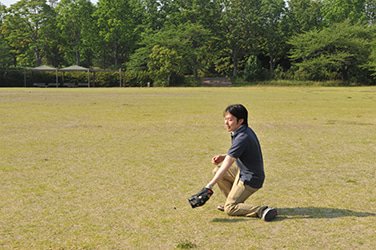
left=149, top=71, right=186, bottom=87
left=123, top=70, right=152, bottom=87
left=273, top=65, right=295, bottom=80
left=168, top=72, right=186, bottom=86
left=184, top=77, right=201, bottom=87
left=0, top=70, right=59, bottom=87
left=244, top=55, right=263, bottom=81
left=0, top=70, right=25, bottom=87
left=93, top=71, right=120, bottom=87
left=62, top=71, right=88, bottom=85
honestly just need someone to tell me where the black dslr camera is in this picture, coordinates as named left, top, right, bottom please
left=188, top=188, right=213, bottom=208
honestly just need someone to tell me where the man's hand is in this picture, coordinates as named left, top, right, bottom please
left=188, top=188, right=214, bottom=208
left=212, top=154, right=226, bottom=165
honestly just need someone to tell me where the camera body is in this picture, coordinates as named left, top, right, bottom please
left=188, top=188, right=213, bottom=208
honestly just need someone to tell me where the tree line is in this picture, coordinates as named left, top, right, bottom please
left=1, top=0, right=376, bottom=86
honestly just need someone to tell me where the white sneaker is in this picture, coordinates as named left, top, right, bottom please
left=217, top=205, right=224, bottom=211
left=261, top=207, right=278, bottom=221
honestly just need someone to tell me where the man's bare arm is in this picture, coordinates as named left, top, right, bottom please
left=206, top=155, right=236, bottom=188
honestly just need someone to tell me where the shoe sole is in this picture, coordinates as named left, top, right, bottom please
left=217, top=205, right=224, bottom=212
left=263, top=208, right=278, bottom=221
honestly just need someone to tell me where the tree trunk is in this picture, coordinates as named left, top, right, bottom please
left=269, top=54, right=275, bottom=74
left=193, top=68, right=198, bottom=79
left=35, top=50, right=42, bottom=66
left=114, top=43, right=118, bottom=67
left=75, top=49, right=80, bottom=66
left=233, top=52, right=238, bottom=77
left=167, top=73, right=171, bottom=86
left=231, top=45, right=239, bottom=77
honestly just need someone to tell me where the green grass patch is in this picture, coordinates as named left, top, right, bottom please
left=176, top=239, right=197, bottom=249
left=1, top=86, right=375, bottom=249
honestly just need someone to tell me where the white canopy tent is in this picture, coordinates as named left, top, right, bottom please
left=59, top=65, right=90, bottom=87
left=2, top=64, right=122, bottom=87
left=27, top=65, right=58, bottom=87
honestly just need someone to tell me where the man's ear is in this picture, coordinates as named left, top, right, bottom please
left=238, top=118, right=244, bottom=125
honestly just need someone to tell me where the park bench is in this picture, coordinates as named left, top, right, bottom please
left=63, top=82, right=76, bottom=88
left=77, top=83, right=89, bottom=87
left=47, top=82, right=59, bottom=87
left=33, top=83, right=47, bottom=88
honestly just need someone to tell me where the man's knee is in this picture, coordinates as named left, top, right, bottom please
left=224, top=203, right=237, bottom=216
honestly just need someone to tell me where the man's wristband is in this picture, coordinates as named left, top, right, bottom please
left=207, top=184, right=213, bottom=189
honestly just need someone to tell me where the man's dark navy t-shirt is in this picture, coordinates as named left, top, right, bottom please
left=227, top=125, right=265, bottom=189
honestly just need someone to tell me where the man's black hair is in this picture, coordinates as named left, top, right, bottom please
left=224, top=104, right=248, bottom=127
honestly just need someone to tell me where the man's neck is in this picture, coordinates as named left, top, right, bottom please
left=231, top=125, right=244, bottom=136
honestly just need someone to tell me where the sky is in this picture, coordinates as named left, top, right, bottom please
left=1, top=0, right=98, bottom=7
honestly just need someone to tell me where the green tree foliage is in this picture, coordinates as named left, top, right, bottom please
left=135, top=0, right=172, bottom=31
left=0, top=3, right=12, bottom=68
left=286, top=0, right=323, bottom=34
left=368, top=41, right=376, bottom=77
left=2, top=0, right=54, bottom=66
left=260, top=0, right=288, bottom=74
left=244, top=55, right=263, bottom=81
left=321, top=0, right=367, bottom=25
left=174, top=22, right=213, bottom=79
left=217, top=0, right=263, bottom=77
left=56, top=0, right=95, bottom=67
left=148, top=45, right=183, bottom=86
left=0, top=0, right=376, bottom=85
left=168, top=0, right=222, bottom=28
left=40, top=2, right=64, bottom=67
left=129, top=20, right=213, bottom=80
left=289, top=21, right=376, bottom=83
left=167, top=0, right=223, bottom=78
left=94, top=0, right=138, bottom=68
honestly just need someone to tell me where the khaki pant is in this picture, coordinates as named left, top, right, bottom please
left=213, top=165, right=267, bottom=217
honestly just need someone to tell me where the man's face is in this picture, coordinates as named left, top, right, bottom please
left=224, top=111, right=243, bottom=132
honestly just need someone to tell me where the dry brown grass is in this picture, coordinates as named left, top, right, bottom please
left=0, top=87, right=375, bottom=249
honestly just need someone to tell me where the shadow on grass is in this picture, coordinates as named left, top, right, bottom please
left=212, top=218, right=250, bottom=223
left=275, top=207, right=376, bottom=221
left=210, top=207, right=375, bottom=223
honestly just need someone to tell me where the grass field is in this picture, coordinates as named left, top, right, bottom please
left=1, top=87, right=375, bottom=249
